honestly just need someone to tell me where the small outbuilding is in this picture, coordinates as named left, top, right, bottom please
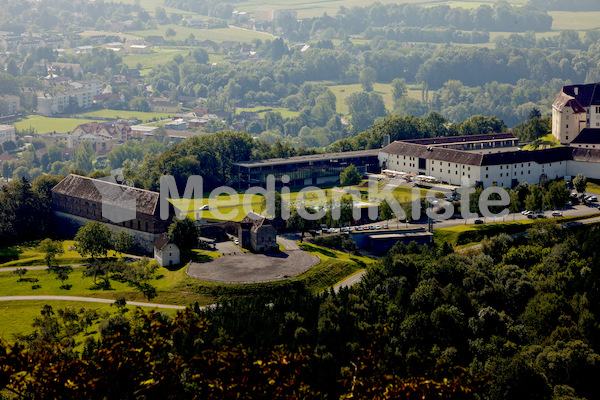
left=153, top=234, right=180, bottom=267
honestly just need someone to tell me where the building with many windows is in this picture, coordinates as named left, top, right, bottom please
left=234, top=149, right=380, bottom=188
left=51, top=174, right=171, bottom=253
left=378, top=134, right=600, bottom=188
left=552, top=82, right=600, bottom=144
left=0, top=125, right=16, bottom=144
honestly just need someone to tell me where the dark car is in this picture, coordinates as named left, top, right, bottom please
left=474, top=219, right=484, bottom=224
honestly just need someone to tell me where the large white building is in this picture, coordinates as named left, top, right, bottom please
left=37, top=88, right=94, bottom=116
left=379, top=133, right=600, bottom=188
left=0, top=125, right=16, bottom=144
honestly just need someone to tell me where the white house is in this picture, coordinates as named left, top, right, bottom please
left=153, top=234, right=180, bottom=267
left=0, top=125, right=15, bottom=144
left=552, top=82, right=600, bottom=144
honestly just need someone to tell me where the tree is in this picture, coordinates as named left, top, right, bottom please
left=73, top=141, right=94, bottom=173
left=525, top=185, right=543, bottom=211
left=168, top=216, right=199, bottom=251
left=113, top=231, right=133, bottom=255
left=165, top=27, right=176, bottom=39
left=13, top=267, right=27, bottom=281
left=74, top=222, right=113, bottom=259
left=38, top=239, right=64, bottom=268
left=286, top=206, right=320, bottom=242
left=391, top=78, right=408, bottom=101
left=360, top=67, right=377, bottom=92
left=573, top=173, right=587, bottom=194
left=544, top=181, right=569, bottom=210
left=340, top=164, right=362, bottom=186
left=54, top=267, right=73, bottom=289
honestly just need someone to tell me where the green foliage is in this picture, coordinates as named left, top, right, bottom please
left=74, top=222, right=113, bottom=260
left=573, top=174, right=587, bottom=194
left=168, top=216, right=199, bottom=251
left=38, top=238, right=64, bottom=267
left=339, top=164, right=361, bottom=186
left=113, top=231, right=133, bottom=255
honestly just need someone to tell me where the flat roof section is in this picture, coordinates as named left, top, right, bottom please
left=403, top=132, right=517, bottom=146
left=234, top=149, right=380, bottom=168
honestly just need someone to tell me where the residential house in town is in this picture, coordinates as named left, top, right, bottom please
left=238, top=212, right=278, bottom=252
left=68, top=122, right=132, bottom=152
left=148, top=97, right=181, bottom=113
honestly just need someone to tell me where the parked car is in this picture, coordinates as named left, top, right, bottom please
left=474, top=219, right=484, bottom=224
left=527, top=214, right=536, bottom=219
left=383, top=224, right=388, bottom=229
left=375, top=225, right=381, bottom=229
left=199, top=204, right=210, bottom=210
left=537, top=214, right=547, bottom=219
left=234, top=239, right=239, bottom=245
left=348, top=227, right=354, bottom=232
left=356, top=226, right=363, bottom=231
left=590, top=196, right=598, bottom=202
left=567, top=201, right=573, bottom=206
left=552, top=211, right=563, bottom=217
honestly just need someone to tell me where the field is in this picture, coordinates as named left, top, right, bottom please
left=121, top=47, right=191, bottom=70
left=12, top=116, right=102, bottom=134
left=0, top=240, right=101, bottom=268
left=549, top=11, right=600, bottom=31
left=129, top=25, right=275, bottom=43
left=236, top=106, right=300, bottom=119
left=327, top=83, right=395, bottom=115
left=77, top=109, right=174, bottom=122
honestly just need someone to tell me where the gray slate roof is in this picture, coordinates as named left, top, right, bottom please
left=52, top=174, right=160, bottom=215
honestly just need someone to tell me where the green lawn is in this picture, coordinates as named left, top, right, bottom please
left=522, top=133, right=562, bottom=151
left=77, top=109, right=173, bottom=122
left=0, top=300, right=179, bottom=342
left=12, top=116, right=102, bottom=134
left=236, top=106, right=299, bottom=119
left=586, top=182, right=600, bottom=194
left=121, top=47, right=191, bottom=69
left=0, top=240, right=104, bottom=268
left=549, top=11, right=600, bottom=31
left=129, top=25, right=274, bottom=43
left=327, top=83, right=395, bottom=116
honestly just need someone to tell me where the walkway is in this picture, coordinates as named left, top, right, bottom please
left=0, top=295, right=186, bottom=310
left=332, top=270, right=367, bottom=293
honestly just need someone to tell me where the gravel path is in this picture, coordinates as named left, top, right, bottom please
left=0, top=295, right=186, bottom=309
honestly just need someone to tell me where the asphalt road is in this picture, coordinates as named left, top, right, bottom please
left=332, top=270, right=367, bottom=293
left=0, top=295, right=186, bottom=309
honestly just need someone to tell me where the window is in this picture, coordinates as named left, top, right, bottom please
left=521, top=171, right=523, bottom=175
left=448, top=170, right=450, bottom=173
left=486, top=167, right=488, bottom=170
left=486, top=174, right=488, bottom=178
left=566, top=124, right=569, bottom=128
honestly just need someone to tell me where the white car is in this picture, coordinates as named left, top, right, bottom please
left=234, top=239, right=239, bottom=245
left=199, top=204, right=210, bottom=211
left=552, top=211, right=563, bottom=217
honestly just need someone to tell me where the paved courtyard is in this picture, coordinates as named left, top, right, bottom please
left=186, top=239, right=319, bottom=283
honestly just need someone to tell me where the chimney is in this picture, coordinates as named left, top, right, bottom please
left=382, top=134, right=390, bottom=147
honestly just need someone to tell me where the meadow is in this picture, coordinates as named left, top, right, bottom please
left=77, top=109, right=173, bottom=122
left=129, top=25, right=275, bottom=43
left=12, top=116, right=102, bottom=134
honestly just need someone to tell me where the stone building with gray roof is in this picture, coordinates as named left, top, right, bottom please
left=51, top=174, right=171, bottom=253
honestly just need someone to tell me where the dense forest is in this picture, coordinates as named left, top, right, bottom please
left=3, top=220, right=600, bottom=399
